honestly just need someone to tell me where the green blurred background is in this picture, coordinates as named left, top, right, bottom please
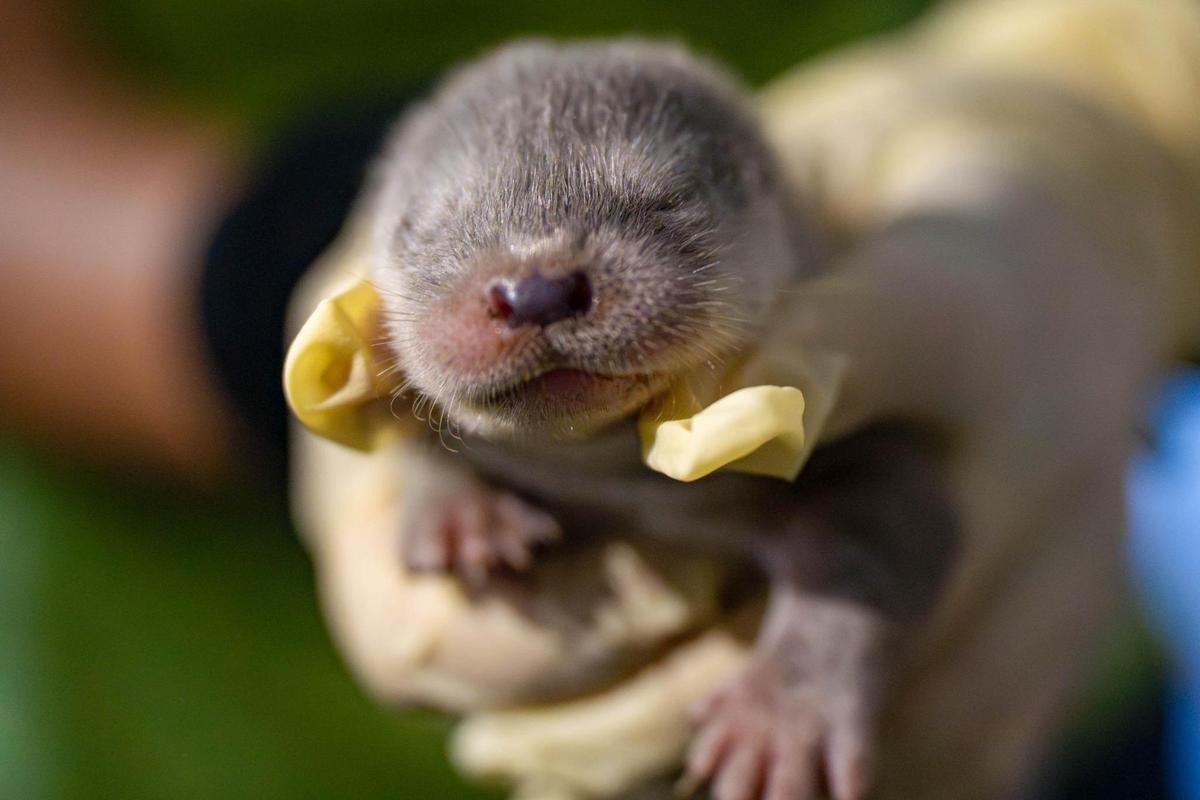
left=1, top=1, right=1161, bottom=798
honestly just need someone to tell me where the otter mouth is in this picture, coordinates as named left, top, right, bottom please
left=480, top=367, right=657, bottom=409
left=487, top=368, right=634, bottom=402
left=456, top=366, right=667, bottom=436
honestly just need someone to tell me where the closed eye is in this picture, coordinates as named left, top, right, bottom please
left=651, top=192, right=687, bottom=214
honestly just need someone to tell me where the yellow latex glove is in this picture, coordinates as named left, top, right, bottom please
left=638, top=383, right=806, bottom=481
left=284, top=278, right=406, bottom=451
left=285, top=275, right=820, bottom=482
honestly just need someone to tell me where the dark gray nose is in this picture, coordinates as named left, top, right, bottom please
left=487, top=270, right=593, bottom=328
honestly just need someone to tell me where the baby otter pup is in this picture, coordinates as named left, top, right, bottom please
left=370, top=40, right=958, bottom=800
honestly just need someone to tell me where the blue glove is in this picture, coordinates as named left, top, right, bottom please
left=1128, top=371, right=1200, bottom=800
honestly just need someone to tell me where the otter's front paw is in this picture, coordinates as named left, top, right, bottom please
left=402, top=485, right=561, bottom=587
left=681, top=657, right=878, bottom=800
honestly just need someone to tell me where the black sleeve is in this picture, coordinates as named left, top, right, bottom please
left=198, top=87, right=425, bottom=480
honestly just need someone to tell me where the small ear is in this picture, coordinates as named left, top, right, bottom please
left=638, top=385, right=807, bottom=482
left=283, top=278, right=408, bottom=450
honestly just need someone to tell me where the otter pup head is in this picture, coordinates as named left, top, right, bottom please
left=372, top=40, right=806, bottom=440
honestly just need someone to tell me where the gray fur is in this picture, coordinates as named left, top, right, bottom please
left=364, top=40, right=955, bottom=800
left=370, top=39, right=803, bottom=438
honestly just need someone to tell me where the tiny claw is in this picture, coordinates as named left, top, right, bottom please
left=681, top=716, right=733, bottom=793
left=712, top=740, right=767, bottom=800
left=674, top=770, right=705, bottom=799
left=826, top=726, right=874, bottom=800
left=689, top=685, right=727, bottom=722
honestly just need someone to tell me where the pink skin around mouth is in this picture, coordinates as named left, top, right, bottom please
left=528, top=368, right=600, bottom=394
left=493, top=367, right=644, bottom=410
